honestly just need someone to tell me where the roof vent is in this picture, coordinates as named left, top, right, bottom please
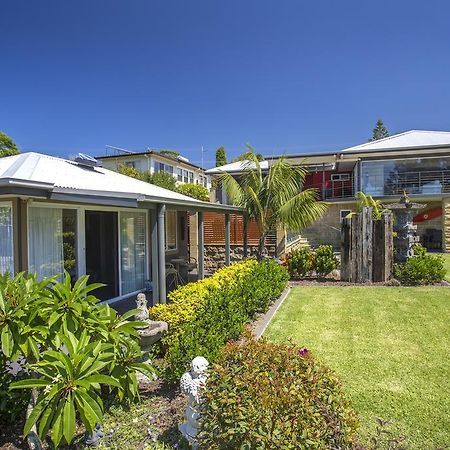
left=74, top=153, right=102, bottom=168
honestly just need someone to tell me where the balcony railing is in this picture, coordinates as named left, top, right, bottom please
left=363, top=169, right=450, bottom=197
left=305, top=178, right=354, bottom=200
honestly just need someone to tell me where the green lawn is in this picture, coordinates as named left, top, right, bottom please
left=264, top=286, right=450, bottom=449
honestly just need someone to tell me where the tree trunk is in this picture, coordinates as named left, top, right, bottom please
left=257, top=233, right=267, bottom=261
left=243, top=217, right=249, bottom=258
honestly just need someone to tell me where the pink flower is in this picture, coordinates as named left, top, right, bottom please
left=298, top=347, right=308, bottom=356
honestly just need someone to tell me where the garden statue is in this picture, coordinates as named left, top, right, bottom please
left=385, top=192, right=426, bottom=263
left=85, top=423, right=104, bottom=446
left=179, top=356, right=209, bottom=448
left=133, top=293, right=168, bottom=370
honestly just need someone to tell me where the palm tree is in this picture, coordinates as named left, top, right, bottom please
left=355, top=191, right=389, bottom=219
left=218, top=151, right=328, bottom=260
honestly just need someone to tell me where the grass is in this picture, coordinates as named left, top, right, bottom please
left=264, top=286, right=450, bottom=449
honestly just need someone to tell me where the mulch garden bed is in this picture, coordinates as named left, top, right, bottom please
left=0, top=377, right=186, bottom=450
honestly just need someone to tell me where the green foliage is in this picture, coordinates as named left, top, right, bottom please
left=144, top=171, right=177, bottom=191
left=199, top=337, right=359, bottom=449
left=0, top=272, right=154, bottom=447
left=315, top=245, right=339, bottom=277
left=117, top=163, right=143, bottom=180
left=149, top=260, right=288, bottom=382
left=219, top=149, right=328, bottom=259
left=233, top=147, right=264, bottom=162
left=159, top=149, right=180, bottom=159
left=215, top=146, right=227, bottom=167
left=412, top=243, right=427, bottom=257
left=355, top=192, right=389, bottom=220
left=286, top=246, right=314, bottom=277
left=176, top=183, right=210, bottom=201
left=369, top=119, right=389, bottom=142
left=0, top=357, right=29, bottom=424
left=0, top=131, right=20, bottom=157
left=394, top=252, right=446, bottom=285
left=285, top=245, right=338, bottom=278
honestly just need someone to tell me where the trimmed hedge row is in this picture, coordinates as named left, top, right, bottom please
left=149, top=259, right=289, bottom=381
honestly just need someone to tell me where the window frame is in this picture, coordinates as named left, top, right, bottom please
left=165, top=210, right=178, bottom=253
left=339, top=209, right=352, bottom=222
left=26, top=201, right=149, bottom=303
left=0, top=201, right=14, bottom=275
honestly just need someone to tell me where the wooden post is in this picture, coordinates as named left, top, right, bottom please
left=197, top=211, right=204, bottom=279
left=157, top=204, right=166, bottom=304
left=340, top=216, right=352, bottom=281
left=225, top=213, right=231, bottom=266
left=359, top=207, right=373, bottom=283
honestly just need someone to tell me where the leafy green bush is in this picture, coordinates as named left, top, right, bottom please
left=149, top=260, right=288, bottom=382
left=285, top=246, right=314, bottom=277
left=176, top=183, right=210, bottom=201
left=315, top=244, right=339, bottom=277
left=0, top=272, right=154, bottom=447
left=285, top=245, right=339, bottom=278
left=394, top=253, right=446, bottom=286
left=199, top=338, right=359, bottom=449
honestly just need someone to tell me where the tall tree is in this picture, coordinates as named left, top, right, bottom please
left=219, top=151, right=328, bottom=259
left=215, top=146, right=227, bottom=167
left=0, top=131, right=20, bottom=157
left=369, top=119, right=389, bottom=142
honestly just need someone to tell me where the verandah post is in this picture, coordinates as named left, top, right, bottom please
left=157, top=203, right=166, bottom=304
left=197, top=211, right=205, bottom=279
left=225, top=213, right=231, bottom=266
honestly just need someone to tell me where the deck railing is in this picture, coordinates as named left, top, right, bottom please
left=363, top=169, right=450, bottom=197
left=305, top=178, right=354, bottom=200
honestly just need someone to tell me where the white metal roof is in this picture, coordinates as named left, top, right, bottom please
left=0, top=152, right=244, bottom=213
left=206, top=160, right=269, bottom=175
left=341, top=130, right=450, bottom=152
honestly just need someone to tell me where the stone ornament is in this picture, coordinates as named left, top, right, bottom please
left=179, top=356, right=209, bottom=449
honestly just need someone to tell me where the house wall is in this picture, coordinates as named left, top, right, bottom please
left=300, top=202, right=357, bottom=250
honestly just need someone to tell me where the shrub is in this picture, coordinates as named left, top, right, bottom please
left=285, top=245, right=339, bottom=279
left=0, top=358, right=29, bottom=424
left=394, top=253, right=446, bottom=286
left=176, top=183, right=210, bottom=202
left=0, top=272, right=154, bottom=447
left=199, top=338, right=359, bottom=449
left=149, top=260, right=288, bottom=382
left=315, top=244, right=339, bottom=277
left=285, top=246, right=314, bottom=278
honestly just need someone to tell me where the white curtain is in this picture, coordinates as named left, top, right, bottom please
left=28, top=207, right=63, bottom=280
left=120, top=211, right=147, bottom=295
left=0, top=206, right=14, bottom=275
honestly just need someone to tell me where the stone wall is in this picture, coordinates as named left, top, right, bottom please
left=444, top=199, right=450, bottom=252
left=300, top=202, right=357, bottom=250
left=204, top=244, right=276, bottom=272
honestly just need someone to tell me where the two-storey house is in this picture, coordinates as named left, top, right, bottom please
left=207, top=130, right=450, bottom=253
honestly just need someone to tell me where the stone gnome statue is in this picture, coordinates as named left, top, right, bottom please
left=179, top=356, right=209, bottom=448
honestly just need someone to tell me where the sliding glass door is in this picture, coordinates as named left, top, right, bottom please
left=28, top=204, right=148, bottom=300
left=120, top=211, right=147, bottom=295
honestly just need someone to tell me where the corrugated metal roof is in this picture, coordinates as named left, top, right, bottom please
left=205, top=160, right=269, bottom=174
left=341, top=130, right=450, bottom=152
left=0, top=152, right=200, bottom=203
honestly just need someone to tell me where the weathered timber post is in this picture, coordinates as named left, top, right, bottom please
left=373, top=212, right=394, bottom=282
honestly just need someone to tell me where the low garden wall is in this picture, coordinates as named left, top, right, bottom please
left=204, top=244, right=276, bottom=271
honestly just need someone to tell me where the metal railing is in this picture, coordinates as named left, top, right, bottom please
left=363, top=169, right=450, bottom=196
left=305, top=178, right=354, bottom=200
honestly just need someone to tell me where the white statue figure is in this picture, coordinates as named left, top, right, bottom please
left=135, top=292, right=149, bottom=322
left=179, top=356, right=209, bottom=448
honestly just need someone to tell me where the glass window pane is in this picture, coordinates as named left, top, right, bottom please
left=120, top=211, right=147, bottom=295
left=0, top=205, right=13, bottom=275
left=165, top=211, right=177, bottom=251
left=28, top=207, right=64, bottom=280
left=63, top=209, right=78, bottom=280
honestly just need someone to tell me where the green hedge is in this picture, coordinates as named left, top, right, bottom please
left=199, top=338, right=359, bottom=449
left=286, top=245, right=339, bottom=278
left=149, top=259, right=288, bottom=382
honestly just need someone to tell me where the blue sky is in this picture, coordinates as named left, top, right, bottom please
left=1, top=0, right=450, bottom=167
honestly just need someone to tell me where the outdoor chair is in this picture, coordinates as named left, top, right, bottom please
left=165, top=263, right=184, bottom=289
